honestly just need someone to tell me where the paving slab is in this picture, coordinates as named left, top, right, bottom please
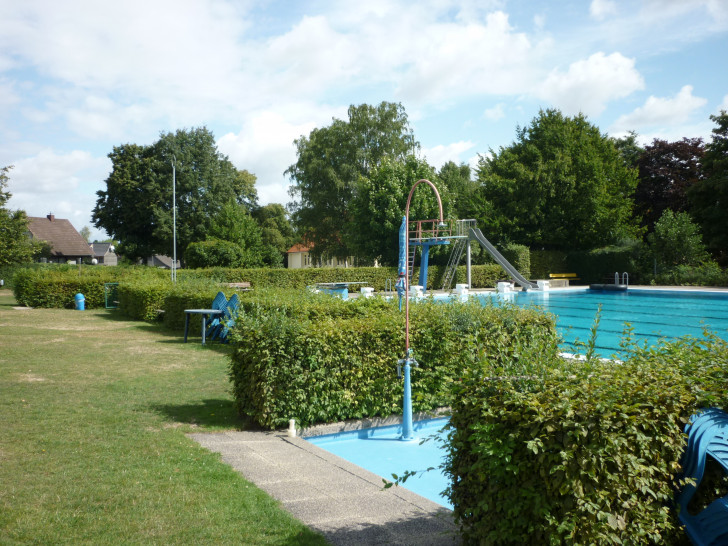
left=189, top=430, right=459, bottom=545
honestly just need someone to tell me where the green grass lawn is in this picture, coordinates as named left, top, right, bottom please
left=0, top=289, right=326, bottom=545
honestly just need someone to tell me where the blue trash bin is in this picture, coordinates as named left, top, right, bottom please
left=74, top=293, right=85, bottom=311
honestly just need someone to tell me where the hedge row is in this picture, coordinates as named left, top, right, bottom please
left=12, top=266, right=122, bottom=308
left=10, top=263, right=509, bottom=312
left=530, top=246, right=642, bottom=284
left=445, top=334, right=728, bottom=544
left=227, top=290, right=559, bottom=429
left=180, top=263, right=505, bottom=291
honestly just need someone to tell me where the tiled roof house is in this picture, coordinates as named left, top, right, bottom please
left=27, top=214, right=94, bottom=263
left=90, top=243, right=118, bottom=266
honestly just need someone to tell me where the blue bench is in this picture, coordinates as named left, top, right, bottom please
left=677, top=408, right=728, bottom=545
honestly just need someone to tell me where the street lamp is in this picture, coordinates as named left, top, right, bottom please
left=400, top=178, right=446, bottom=441
left=171, top=155, right=177, bottom=283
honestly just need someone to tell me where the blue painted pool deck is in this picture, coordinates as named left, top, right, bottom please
left=307, top=417, right=451, bottom=509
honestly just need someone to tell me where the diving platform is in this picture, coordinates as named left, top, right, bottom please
left=406, top=218, right=538, bottom=292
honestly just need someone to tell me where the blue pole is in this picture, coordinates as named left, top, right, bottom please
left=396, top=216, right=407, bottom=311
left=401, top=352, right=415, bottom=441
left=418, top=244, right=430, bottom=292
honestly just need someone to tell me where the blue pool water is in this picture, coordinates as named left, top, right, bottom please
left=474, top=288, right=728, bottom=357
left=306, top=418, right=451, bottom=508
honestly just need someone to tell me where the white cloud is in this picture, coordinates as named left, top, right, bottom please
left=421, top=141, right=476, bottom=169
left=483, top=103, right=506, bottom=121
left=611, top=85, right=708, bottom=132
left=590, top=0, right=618, bottom=20
left=719, top=94, right=728, bottom=113
left=393, top=11, right=540, bottom=104
left=537, top=52, right=644, bottom=117
left=10, top=149, right=107, bottom=194
left=217, top=105, right=344, bottom=205
left=6, top=148, right=111, bottom=238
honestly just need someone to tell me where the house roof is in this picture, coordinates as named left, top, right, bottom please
left=27, top=215, right=94, bottom=258
left=149, top=255, right=179, bottom=269
left=90, top=242, right=116, bottom=258
left=287, top=243, right=310, bottom=253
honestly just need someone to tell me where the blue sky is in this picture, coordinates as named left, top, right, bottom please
left=1, top=0, right=727, bottom=241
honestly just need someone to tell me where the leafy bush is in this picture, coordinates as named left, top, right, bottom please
left=567, top=241, right=643, bottom=284
left=531, top=250, right=569, bottom=279
left=649, top=210, right=710, bottom=268
left=184, top=239, right=247, bottom=269
left=182, top=264, right=504, bottom=291
left=228, top=290, right=559, bottom=429
left=501, top=243, right=531, bottom=279
left=117, top=276, right=173, bottom=321
left=654, top=262, right=728, bottom=287
left=445, top=334, right=728, bottom=544
left=12, top=265, right=118, bottom=308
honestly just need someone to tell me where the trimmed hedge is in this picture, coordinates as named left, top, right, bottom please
left=227, top=290, right=559, bottom=429
left=445, top=334, right=728, bottom=544
left=180, top=264, right=505, bottom=291
left=501, top=243, right=531, bottom=280
left=9, top=263, right=509, bottom=314
left=12, top=266, right=120, bottom=308
left=530, top=245, right=643, bottom=284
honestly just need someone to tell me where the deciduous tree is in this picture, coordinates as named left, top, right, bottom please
left=475, top=109, right=640, bottom=250
left=0, top=166, right=38, bottom=266
left=689, top=111, right=728, bottom=260
left=347, top=156, right=449, bottom=266
left=634, top=138, right=704, bottom=232
left=287, top=102, right=418, bottom=261
left=93, top=127, right=250, bottom=261
left=252, top=204, right=296, bottom=267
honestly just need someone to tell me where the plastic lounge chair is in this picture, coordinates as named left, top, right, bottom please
left=677, top=408, right=728, bottom=545
left=205, top=291, right=229, bottom=341
left=217, top=293, right=240, bottom=343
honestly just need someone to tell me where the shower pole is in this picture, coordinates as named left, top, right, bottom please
left=401, top=179, right=445, bottom=441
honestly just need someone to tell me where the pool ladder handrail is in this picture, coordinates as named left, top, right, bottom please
left=385, top=278, right=394, bottom=297
left=614, top=272, right=629, bottom=286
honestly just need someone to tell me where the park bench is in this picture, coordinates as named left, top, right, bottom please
left=548, top=273, right=579, bottom=287
left=223, top=282, right=251, bottom=291
left=676, top=407, right=728, bottom=545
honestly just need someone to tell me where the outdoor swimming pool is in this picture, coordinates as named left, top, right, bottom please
left=474, top=288, right=728, bottom=357
left=307, top=288, right=728, bottom=510
left=306, top=418, right=451, bottom=508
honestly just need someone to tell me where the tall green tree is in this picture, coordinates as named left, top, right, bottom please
left=252, top=204, right=296, bottom=267
left=689, top=111, right=728, bottom=260
left=286, top=102, right=418, bottom=261
left=438, top=161, right=477, bottom=220
left=475, top=109, right=640, bottom=250
left=647, top=209, right=710, bottom=268
left=634, top=137, right=704, bottom=232
left=208, top=200, right=264, bottom=268
left=612, top=131, right=644, bottom=168
left=0, top=166, right=38, bottom=266
left=93, top=127, right=250, bottom=260
left=347, top=156, right=449, bottom=266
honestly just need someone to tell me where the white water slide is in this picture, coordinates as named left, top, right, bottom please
left=469, top=228, right=538, bottom=290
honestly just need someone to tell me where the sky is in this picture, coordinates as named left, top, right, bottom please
left=1, top=0, right=727, bottom=242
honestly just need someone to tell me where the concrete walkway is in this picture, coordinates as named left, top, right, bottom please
left=189, top=429, right=459, bottom=545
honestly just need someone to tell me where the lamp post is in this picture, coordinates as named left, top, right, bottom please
left=171, top=156, right=177, bottom=283
left=400, top=178, right=445, bottom=441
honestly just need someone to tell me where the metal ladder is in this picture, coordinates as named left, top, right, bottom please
left=408, top=245, right=417, bottom=283
left=441, top=238, right=466, bottom=290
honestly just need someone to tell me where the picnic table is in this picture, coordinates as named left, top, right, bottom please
left=183, top=308, right=224, bottom=345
